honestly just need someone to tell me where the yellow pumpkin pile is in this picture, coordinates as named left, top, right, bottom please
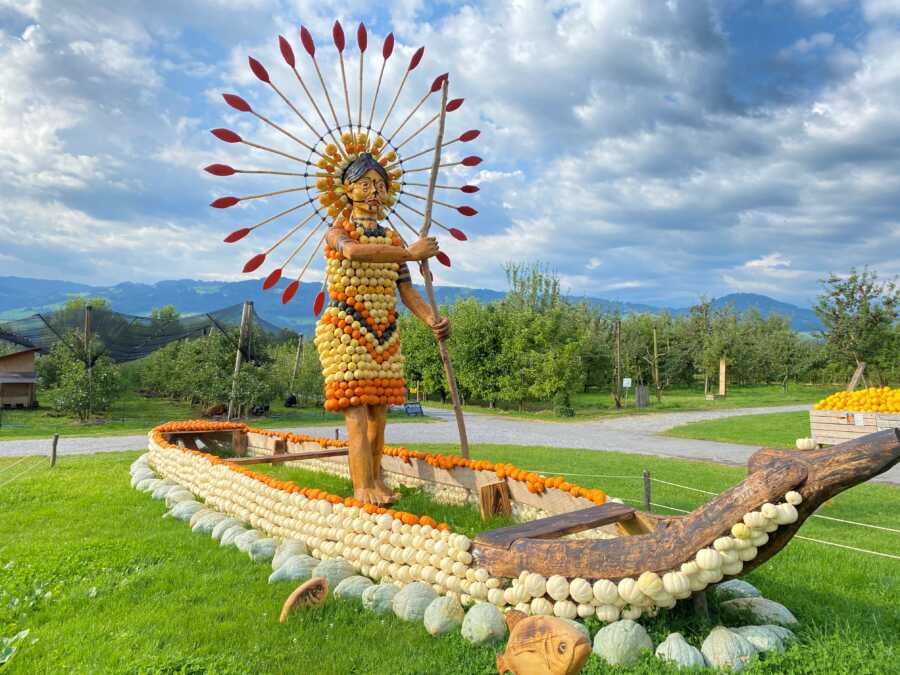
left=814, top=386, right=900, bottom=413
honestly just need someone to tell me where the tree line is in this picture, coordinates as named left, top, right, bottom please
left=15, top=265, right=899, bottom=420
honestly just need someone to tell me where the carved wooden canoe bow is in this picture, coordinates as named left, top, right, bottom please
left=472, top=428, right=900, bottom=580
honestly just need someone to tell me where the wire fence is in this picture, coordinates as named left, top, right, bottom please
left=522, top=467, right=900, bottom=561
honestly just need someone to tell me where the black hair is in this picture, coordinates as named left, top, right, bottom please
left=342, top=152, right=390, bottom=186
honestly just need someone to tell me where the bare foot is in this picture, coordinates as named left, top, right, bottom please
left=373, top=479, right=399, bottom=504
left=355, top=487, right=388, bottom=506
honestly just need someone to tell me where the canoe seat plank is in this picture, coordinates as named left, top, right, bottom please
left=224, top=448, right=349, bottom=465
left=475, top=503, right=635, bottom=550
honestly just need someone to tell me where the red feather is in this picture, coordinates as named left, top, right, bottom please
left=449, top=227, right=467, bottom=241
left=205, top=164, right=236, bottom=176
left=460, top=185, right=480, bottom=193
left=282, top=280, right=300, bottom=304
left=333, top=20, right=345, bottom=51
left=457, top=206, right=477, bottom=216
left=436, top=252, right=451, bottom=267
left=408, top=46, right=425, bottom=71
left=313, top=290, right=326, bottom=316
left=222, top=93, right=251, bottom=112
left=263, top=268, right=282, bottom=289
left=431, top=73, right=448, bottom=93
left=224, top=228, right=250, bottom=243
left=279, top=35, right=295, bottom=67
left=211, top=128, right=242, bottom=143
left=243, top=253, right=266, bottom=273
left=382, top=33, right=394, bottom=59
left=248, top=57, right=270, bottom=83
left=461, top=155, right=482, bottom=166
left=459, top=129, right=480, bottom=142
left=300, top=26, right=315, bottom=56
left=357, top=23, right=367, bottom=51
left=210, top=196, right=239, bottom=209
left=446, top=98, right=464, bottom=112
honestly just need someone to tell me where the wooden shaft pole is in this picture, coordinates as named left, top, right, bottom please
left=228, top=301, right=253, bottom=420
left=51, top=434, right=59, bottom=467
left=652, top=327, right=661, bottom=403
left=642, top=469, right=651, bottom=513
left=418, top=79, right=470, bottom=459
left=289, top=334, right=304, bottom=393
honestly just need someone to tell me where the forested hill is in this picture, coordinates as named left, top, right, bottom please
left=0, top=276, right=821, bottom=332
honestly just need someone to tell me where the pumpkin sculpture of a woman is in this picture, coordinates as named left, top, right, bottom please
left=207, top=22, right=480, bottom=506
left=315, top=153, right=449, bottom=505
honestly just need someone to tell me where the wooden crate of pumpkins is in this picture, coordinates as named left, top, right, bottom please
left=808, top=387, right=900, bottom=447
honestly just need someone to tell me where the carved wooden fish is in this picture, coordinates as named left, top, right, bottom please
left=279, top=576, right=328, bottom=622
left=496, top=615, right=591, bottom=675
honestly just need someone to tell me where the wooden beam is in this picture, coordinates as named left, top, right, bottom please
left=478, top=481, right=511, bottom=520
left=224, top=448, right=348, bottom=465
left=475, top=503, right=635, bottom=550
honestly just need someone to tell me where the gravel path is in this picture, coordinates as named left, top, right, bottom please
left=2, top=404, right=897, bottom=484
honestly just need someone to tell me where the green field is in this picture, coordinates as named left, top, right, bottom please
left=427, top=384, right=831, bottom=422
left=2, top=443, right=896, bottom=673
left=0, top=391, right=431, bottom=441
left=666, top=411, right=811, bottom=449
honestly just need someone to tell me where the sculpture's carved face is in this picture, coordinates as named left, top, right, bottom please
left=344, top=168, right=388, bottom=218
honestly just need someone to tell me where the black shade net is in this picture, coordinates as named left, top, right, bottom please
left=0, top=304, right=284, bottom=363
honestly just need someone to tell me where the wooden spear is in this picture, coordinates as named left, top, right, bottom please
left=418, top=78, right=470, bottom=458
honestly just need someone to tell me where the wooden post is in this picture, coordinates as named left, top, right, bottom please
left=227, top=301, right=253, bottom=420
left=479, top=481, right=511, bottom=520
left=692, top=589, right=709, bottom=621
left=719, top=356, right=727, bottom=397
left=334, top=428, right=340, bottom=440
left=652, top=327, right=662, bottom=403
left=84, top=304, right=93, bottom=419
left=642, top=469, right=651, bottom=512
left=848, top=361, right=866, bottom=392
left=51, top=434, right=59, bottom=467
left=289, top=334, right=303, bottom=393
left=613, top=320, right=623, bottom=409
left=417, top=78, right=470, bottom=459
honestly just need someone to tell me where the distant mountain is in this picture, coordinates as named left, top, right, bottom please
left=0, top=276, right=821, bottom=333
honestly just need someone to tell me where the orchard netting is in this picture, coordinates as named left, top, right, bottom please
left=0, top=304, right=284, bottom=363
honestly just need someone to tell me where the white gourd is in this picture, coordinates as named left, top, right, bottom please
left=569, top=578, right=594, bottom=604
left=637, top=571, right=663, bottom=597
left=696, top=548, right=722, bottom=570
left=698, top=569, right=723, bottom=584
left=503, top=587, right=517, bottom=605
left=663, top=572, right=692, bottom=599
left=775, top=503, right=799, bottom=524
left=546, top=575, right=570, bottom=601
left=743, top=512, right=767, bottom=529
left=514, top=602, right=530, bottom=615
left=621, top=606, right=642, bottom=620
left=750, top=533, right=769, bottom=547
left=785, top=491, right=802, bottom=506
left=722, top=560, right=743, bottom=575
left=713, top=537, right=733, bottom=551
left=525, top=573, right=547, bottom=598
left=681, top=561, right=700, bottom=576
left=731, top=523, right=751, bottom=539
left=553, top=600, right=577, bottom=620
left=530, top=597, right=553, bottom=616
left=595, top=604, right=620, bottom=622
left=737, top=546, right=758, bottom=561
left=593, top=579, right=619, bottom=605
left=761, top=503, right=778, bottom=520
left=689, top=575, right=707, bottom=592
left=617, top=578, right=648, bottom=607
left=487, top=588, right=504, bottom=606
left=576, top=603, right=594, bottom=618
left=652, top=591, right=676, bottom=609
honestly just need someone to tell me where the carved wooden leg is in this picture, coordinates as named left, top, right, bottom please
left=345, top=406, right=379, bottom=505
left=367, top=405, right=397, bottom=504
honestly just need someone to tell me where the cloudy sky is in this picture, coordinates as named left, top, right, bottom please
left=1, top=0, right=899, bottom=308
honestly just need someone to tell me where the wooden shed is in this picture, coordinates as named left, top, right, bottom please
left=0, top=348, right=38, bottom=408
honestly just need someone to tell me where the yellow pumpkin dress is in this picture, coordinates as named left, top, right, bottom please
left=314, top=216, right=408, bottom=410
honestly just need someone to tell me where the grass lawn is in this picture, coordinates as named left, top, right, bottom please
left=1, top=444, right=897, bottom=673
left=665, top=411, right=811, bottom=449
left=426, top=384, right=832, bottom=422
left=0, top=391, right=431, bottom=441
